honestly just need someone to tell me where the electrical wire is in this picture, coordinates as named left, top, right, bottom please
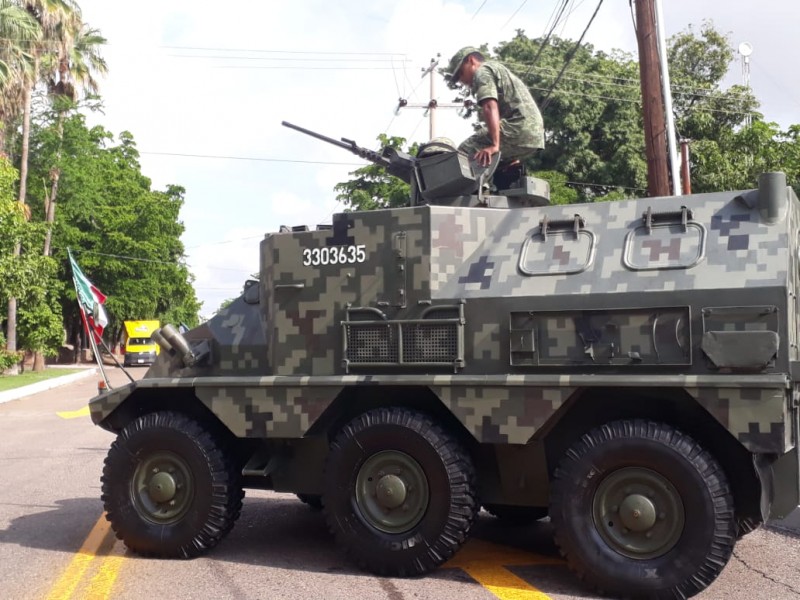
left=500, top=0, right=530, bottom=30
left=540, top=0, right=605, bottom=110
left=138, top=151, right=362, bottom=166
left=472, top=0, right=490, bottom=20
left=519, top=0, right=571, bottom=81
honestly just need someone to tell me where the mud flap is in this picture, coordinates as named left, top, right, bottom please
left=764, top=400, right=800, bottom=520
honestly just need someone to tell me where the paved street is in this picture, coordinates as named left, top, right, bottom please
left=1, top=367, right=800, bottom=600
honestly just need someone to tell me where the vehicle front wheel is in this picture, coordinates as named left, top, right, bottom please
left=550, top=419, right=735, bottom=599
left=101, top=411, right=243, bottom=558
left=322, top=407, right=478, bottom=576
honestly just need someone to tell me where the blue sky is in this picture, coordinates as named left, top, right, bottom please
left=75, top=0, right=800, bottom=317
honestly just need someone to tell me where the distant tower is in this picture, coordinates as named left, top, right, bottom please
left=738, top=42, right=753, bottom=127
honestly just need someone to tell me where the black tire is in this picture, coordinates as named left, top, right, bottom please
left=483, top=503, right=548, bottom=523
left=101, top=411, right=244, bottom=558
left=550, top=419, right=735, bottom=599
left=322, top=407, right=478, bottom=576
left=736, top=515, right=763, bottom=539
left=297, top=493, right=323, bottom=510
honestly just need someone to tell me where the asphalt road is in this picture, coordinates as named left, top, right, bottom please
left=1, top=367, right=800, bottom=600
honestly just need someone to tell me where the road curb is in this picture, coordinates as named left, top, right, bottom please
left=0, top=367, right=98, bottom=405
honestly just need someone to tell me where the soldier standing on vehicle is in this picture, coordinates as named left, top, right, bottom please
left=445, top=46, right=544, bottom=168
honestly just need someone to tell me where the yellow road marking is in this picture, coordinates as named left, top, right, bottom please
left=45, top=515, right=113, bottom=600
left=84, top=546, right=126, bottom=600
left=462, top=565, right=552, bottom=600
left=57, top=406, right=90, bottom=419
left=444, top=538, right=562, bottom=600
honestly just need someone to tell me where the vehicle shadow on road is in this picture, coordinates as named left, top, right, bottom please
left=0, top=496, right=105, bottom=553
left=212, top=493, right=592, bottom=597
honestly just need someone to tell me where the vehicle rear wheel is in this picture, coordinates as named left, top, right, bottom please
left=483, top=504, right=548, bottom=523
left=322, top=407, right=478, bottom=576
left=297, top=493, right=323, bottom=510
left=101, top=411, right=244, bottom=558
left=550, top=419, right=735, bottom=599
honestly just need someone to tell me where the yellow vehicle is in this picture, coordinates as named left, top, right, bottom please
left=122, top=320, right=160, bottom=367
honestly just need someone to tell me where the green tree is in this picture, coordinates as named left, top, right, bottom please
left=333, top=134, right=418, bottom=210
left=0, top=0, right=40, bottom=150
left=336, top=23, right=799, bottom=209
left=0, top=154, right=55, bottom=371
left=40, top=22, right=107, bottom=257
left=24, top=114, right=200, bottom=349
left=4, top=0, right=79, bottom=372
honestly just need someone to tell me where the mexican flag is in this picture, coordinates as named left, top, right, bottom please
left=68, top=249, right=109, bottom=343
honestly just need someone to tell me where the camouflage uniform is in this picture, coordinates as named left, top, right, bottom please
left=459, top=60, right=544, bottom=163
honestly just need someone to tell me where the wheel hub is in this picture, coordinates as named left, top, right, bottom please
left=148, top=472, right=177, bottom=503
left=592, top=467, right=684, bottom=559
left=131, top=451, right=193, bottom=524
left=355, top=450, right=430, bottom=534
left=619, top=493, right=656, bottom=531
left=376, top=474, right=407, bottom=508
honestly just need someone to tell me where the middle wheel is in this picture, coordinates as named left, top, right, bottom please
left=322, top=407, right=478, bottom=576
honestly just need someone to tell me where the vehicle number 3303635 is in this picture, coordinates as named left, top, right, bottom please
left=302, top=244, right=367, bottom=266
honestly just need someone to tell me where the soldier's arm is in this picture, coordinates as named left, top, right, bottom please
left=474, top=98, right=501, bottom=166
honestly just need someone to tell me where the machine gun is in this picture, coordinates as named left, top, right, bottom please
left=281, top=121, right=549, bottom=208
left=281, top=121, right=416, bottom=185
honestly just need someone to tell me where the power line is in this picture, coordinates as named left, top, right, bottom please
left=158, top=45, right=405, bottom=56
left=184, top=235, right=263, bottom=250
left=501, top=0, right=530, bottom=30
left=66, top=249, right=184, bottom=266
left=166, top=54, right=410, bottom=63
left=471, top=0, right=490, bottom=20
left=209, top=65, right=407, bottom=71
left=68, top=247, right=255, bottom=273
left=540, top=0, right=605, bottom=110
left=505, top=59, right=754, bottom=100
left=519, top=0, right=570, bottom=81
left=139, top=151, right=362, bottom=165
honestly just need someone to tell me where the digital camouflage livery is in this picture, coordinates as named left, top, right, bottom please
left=89, top=126, right=800, bottom=600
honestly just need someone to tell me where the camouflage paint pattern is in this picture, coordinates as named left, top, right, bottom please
left=89, top=178, right=799, bottom=458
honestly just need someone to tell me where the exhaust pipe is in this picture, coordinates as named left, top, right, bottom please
left=158, top=324, right=200, bottom=367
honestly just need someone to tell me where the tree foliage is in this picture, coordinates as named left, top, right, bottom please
left=23, top=112, right=201, bottom=347
left=337, top=22, right=800, bottom=209
left=333, top=134, right=418, bottom=210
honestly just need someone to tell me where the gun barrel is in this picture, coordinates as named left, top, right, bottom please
left=281, top=121, right=354, bottom=152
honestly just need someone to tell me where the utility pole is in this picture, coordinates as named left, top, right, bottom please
left=396, top=55, right=465, bottom=140
left=634, top=0, right=670, bottom=197
left=654, top=0, right=681, bottom=195
left=425, top=57, right=438, bottom=139
left=680, top=139, right=692, bottom=195
left=738, top=42, right=753, bottom=128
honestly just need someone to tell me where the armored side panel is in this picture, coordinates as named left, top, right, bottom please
left=93, top=178, right=798, bottom=459
left=253, top=181, right=797, bottom=456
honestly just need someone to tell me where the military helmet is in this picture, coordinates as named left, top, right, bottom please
left=445, top=46, right=481, bottom=89
left=417, top=137, right=458, bottom=157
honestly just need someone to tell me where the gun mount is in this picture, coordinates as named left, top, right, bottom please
left=281, top=120, right=550, bottom=208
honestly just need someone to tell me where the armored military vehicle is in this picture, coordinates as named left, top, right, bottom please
left=89, top=123, right=800, bottom=599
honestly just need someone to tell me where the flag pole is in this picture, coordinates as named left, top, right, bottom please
left=84, top=313, right=112, bottom=390
left=98, top=337, right=135, bottom=383
left=68, top=248, right=112, bottom=391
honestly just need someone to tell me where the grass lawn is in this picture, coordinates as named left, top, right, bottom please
left=0, top=368, right=84, bottom=392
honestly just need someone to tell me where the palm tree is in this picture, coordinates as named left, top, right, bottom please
left=17, top=0, right=81, bottom=206
left=41, top=23, right=108, bottom=257
left=4, top=0, right=78, bottom=373
left=0, top=0, right=40, bottom=152
left=0, top=0, right=40, bottom=373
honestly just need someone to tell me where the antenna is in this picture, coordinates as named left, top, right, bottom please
left=738, top=42, right=753, bottom=127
